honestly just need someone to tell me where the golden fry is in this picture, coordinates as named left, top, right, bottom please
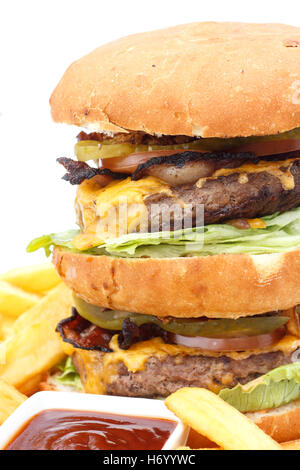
left=0, top=314, right=15, bottom=341
left=0, top=379, right=27, bottom=424
left=165, top=387, right=281, bottom=450
left=0, top=283, right=72, bottom=390
left=0, top=281, right=40, bottom=317
left=0, top=263, right=61, bottom=295
left=18, top=373, right=46, bottom=396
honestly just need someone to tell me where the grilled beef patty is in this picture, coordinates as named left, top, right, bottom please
left=73, top=349, right=292, bottom=398
left=60, top=152, right=300, bottom=228
left=145, top=159, right=300, bottom=229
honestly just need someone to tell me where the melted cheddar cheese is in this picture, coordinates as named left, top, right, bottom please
left=74, top=176, right=172, bottom=250
left=64, top=334, right=300, bottom=395
left=196, top=158, right=298, bottom=191
left=247, top=218, right=267, bottom=229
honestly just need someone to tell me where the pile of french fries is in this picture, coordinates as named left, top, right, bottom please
left=0, top=263, right=299, bottom=450
left=0, top=263, right=72, bottom=423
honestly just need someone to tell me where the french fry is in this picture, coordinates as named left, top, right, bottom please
left=0, top=314, right=15, bottom=341
left=0, top=263, right=61, bottom=295
left=281, top=439, right=300, bottom=450
left=165, top=387, right=281, bottom=450
left=18, top=373, right=46, bottom=396
left=187, top=427, right=216, bottom=449
left=0, top=283, right=72, bottom=390
left=0, top=379, right=27, bottom=424
left=0, top=281, right=40, bottom=317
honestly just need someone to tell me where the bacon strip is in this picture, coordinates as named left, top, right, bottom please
left=57, top=157, right=128, bottom=185
left=118, top=318, right=170, bottom=349
left=77, top=130, right=194, bottom=146
left=58, top=151, right=300, bottom=186
left=56, top=310, right=170, bottom=351
left=56, top=308, right=116, bottom=352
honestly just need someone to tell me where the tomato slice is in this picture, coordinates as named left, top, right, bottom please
left=232, top=139, right=300, bottom=157
left=101, top=149, right=205, bottom=174
left=170, top=328, right=285, bottom=352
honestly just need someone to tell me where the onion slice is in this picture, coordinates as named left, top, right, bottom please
left=170, top=328, right=285, bottom=352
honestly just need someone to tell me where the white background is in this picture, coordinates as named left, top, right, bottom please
left=1, top=0, right=300, bottom=272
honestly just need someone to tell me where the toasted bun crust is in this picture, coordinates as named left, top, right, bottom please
left=50, top=22, right=300, bottom=138
left=53, top=248, right=300, bottom=317
left=247, top=400, right=300, bottom=443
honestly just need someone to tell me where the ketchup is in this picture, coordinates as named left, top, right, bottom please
left=5, top=409, right=176, bottom=450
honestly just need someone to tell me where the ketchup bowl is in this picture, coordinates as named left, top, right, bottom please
left=0, top=391, right=188, bottom=450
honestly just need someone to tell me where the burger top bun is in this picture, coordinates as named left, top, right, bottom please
left=50, top=22, right=300, bottom=138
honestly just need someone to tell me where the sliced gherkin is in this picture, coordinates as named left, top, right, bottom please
left=75, top=140, right=205, bottom=162
left=73, top=295, right=288, bottom=338
left=75, top=127, right=300, bottom=162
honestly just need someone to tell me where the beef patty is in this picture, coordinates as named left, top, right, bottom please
left=60, top=153, right=300, bottom=229
left=73, top=349, right=292, bottom=398
left=145, top=158, right=300, bottom=230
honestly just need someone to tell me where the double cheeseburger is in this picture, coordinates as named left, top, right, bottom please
left=30, top=22, right=300, bottom=443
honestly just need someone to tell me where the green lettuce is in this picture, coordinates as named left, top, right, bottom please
left=27, top=206, right=300, bottom=258
left=55, top=357, right=83, bottom=391
left=27, top=230, right=80, bottom=257
left=219, top=361, right=300, bottom=413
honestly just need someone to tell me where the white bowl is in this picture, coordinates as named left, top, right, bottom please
left=0, top=391, right=189, bottom=450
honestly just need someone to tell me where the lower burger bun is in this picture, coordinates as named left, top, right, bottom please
left=246, top=400, right=300, bottom=444
left=53, top=247, right=300, bottom=318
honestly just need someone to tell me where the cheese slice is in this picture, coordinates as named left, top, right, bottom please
left=74, top=176, right=172, bottom=250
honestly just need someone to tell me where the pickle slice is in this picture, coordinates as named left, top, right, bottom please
left=74, top=141, right=202, bottom=162
left=73, top=295, right=288, bottom=338
left=75, top=141, right=151, bottom=161
left=75, top=127, right=300, bottom=162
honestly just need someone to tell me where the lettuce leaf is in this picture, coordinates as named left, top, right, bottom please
left=219, top=362, right=300, bottom=412
left=55, top=357, right=83, bottom=390
left=103, top=206, right=300, bottom=257
left=27, top=230, right=79, bottom=256
left=27, top=206, right=300, bottom=258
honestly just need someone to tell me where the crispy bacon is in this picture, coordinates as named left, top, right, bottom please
left=57, top=157, right=128, bottom=185
left=77, top=131, right=194, bottom=146
left=56, top=308, right=116, bottom=352
left=56, top=310, right=170, bottom=351
left=118, top=318, right=170, bottom=349
left=58, top=151, right=300, bottom=186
